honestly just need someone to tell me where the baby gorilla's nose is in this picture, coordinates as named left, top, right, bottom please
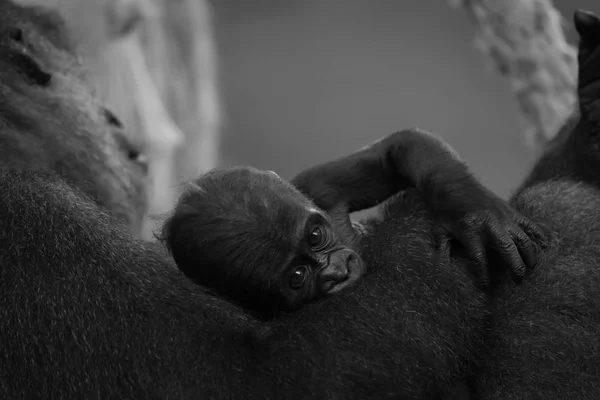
left=322, top=264, right=348, bottom=283
left=319, top=249, right=359, bottom=293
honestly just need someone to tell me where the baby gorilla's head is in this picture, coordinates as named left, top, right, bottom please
left=160, top=166, right=366, bottom=316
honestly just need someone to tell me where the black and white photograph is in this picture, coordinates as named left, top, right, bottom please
left=0, top=0, right=598, bottom=398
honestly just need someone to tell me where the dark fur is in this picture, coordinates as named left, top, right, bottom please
left=0, top=1, right=598, bottom=399
left=0, top=2, right=488, bottom=398
left=0, top=168, right=492, bottom=399
left=475, top=10, right=600, bottom=399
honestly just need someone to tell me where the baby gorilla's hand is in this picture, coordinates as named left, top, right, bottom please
left=435, top=189, right=549, bottom=286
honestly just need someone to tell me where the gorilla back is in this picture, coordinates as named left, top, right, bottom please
left=0, top=2, right=488, bottom=399
left=0, top=175, right=488, bottom=399
left=476, top=180, right=600, bottom=399
left=475, top=10, right=600, bottom=399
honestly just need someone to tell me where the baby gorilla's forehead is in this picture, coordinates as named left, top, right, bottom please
left=243, top=168, right=314, bottom=211
left=241, top=204, right=317, bottom=282
left=190, top=165, right=323, bottom=260
left=243, top=172, right=321, bottom=265
left=248, top=189, right=316, bottom=248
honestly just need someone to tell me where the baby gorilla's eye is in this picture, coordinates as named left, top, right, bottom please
left=289, top=266, right=309, bottom=289
left=308, top=225, right=328, bottom=250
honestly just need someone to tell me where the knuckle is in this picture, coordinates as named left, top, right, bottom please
left=510, top=225, right=532, bottom=243
left=516, top=232, right=533, bottom=248
left=511, top=265, right=526, bottom=276
left=472, top=250, right=486, bottom=263
left=497, top=236, right=515, bottom=251
left=461, top=211, right=486, bottom=228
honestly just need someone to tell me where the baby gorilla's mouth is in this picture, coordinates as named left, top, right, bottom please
left=319, top=249, right=366, bottom=294
left=321, top=279, right=343, bottom=293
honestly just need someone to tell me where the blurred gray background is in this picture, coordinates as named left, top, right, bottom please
left=212, top=0, right=597, bottom=198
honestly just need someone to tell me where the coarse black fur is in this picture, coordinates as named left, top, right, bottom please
left=0, top=1, right=599, bottom=399
left=0, top=168, right=491, bottom=399
left=0, top=2, right=488, bottom=398
left=475, top=10, right=600, bottom=399
left=519, top=10, right=600, bottom=192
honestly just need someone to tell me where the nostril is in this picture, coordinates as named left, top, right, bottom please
left=345, top=251, right=357, bottom=264
left=320, top=273, right=348, bottom=291
left=9, top=28, right=23, bottom=43
left=339, top=264, right=349, bottom=279
left=129, top=150, right=149, bottom=174
left=128, top=149, right=140, bottom=161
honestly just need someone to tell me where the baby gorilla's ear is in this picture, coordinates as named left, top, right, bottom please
left=574, top=10, right=600, bottom=116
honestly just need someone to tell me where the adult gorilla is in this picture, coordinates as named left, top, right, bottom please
left=0, top=2, right=488, bottom=399
left=0, top=0, right=149, bottom=235
left=0, top=2, right=596, bottom=400
left=475, top=10, right=600, bottom=399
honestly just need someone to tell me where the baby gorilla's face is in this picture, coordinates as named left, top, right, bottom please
left=273, top=207, right=366, bottom=310
left=163, top=166, right=366, bottom=315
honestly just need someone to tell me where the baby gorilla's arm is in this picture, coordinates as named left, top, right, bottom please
left=291, top=129, right=547, bottom=286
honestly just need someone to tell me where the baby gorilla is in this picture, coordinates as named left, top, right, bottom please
left=162, top=167, right=362, bottom=315
left=161, top=129, right=546, bottom=317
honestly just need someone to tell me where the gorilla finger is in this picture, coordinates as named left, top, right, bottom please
left=462, top=236, right=490, bottom=286
left=488, top=223, right=527, bottom=279
left=509, top=226, right=538, bottom=271
left=518, top=216, right=550, bottom=249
